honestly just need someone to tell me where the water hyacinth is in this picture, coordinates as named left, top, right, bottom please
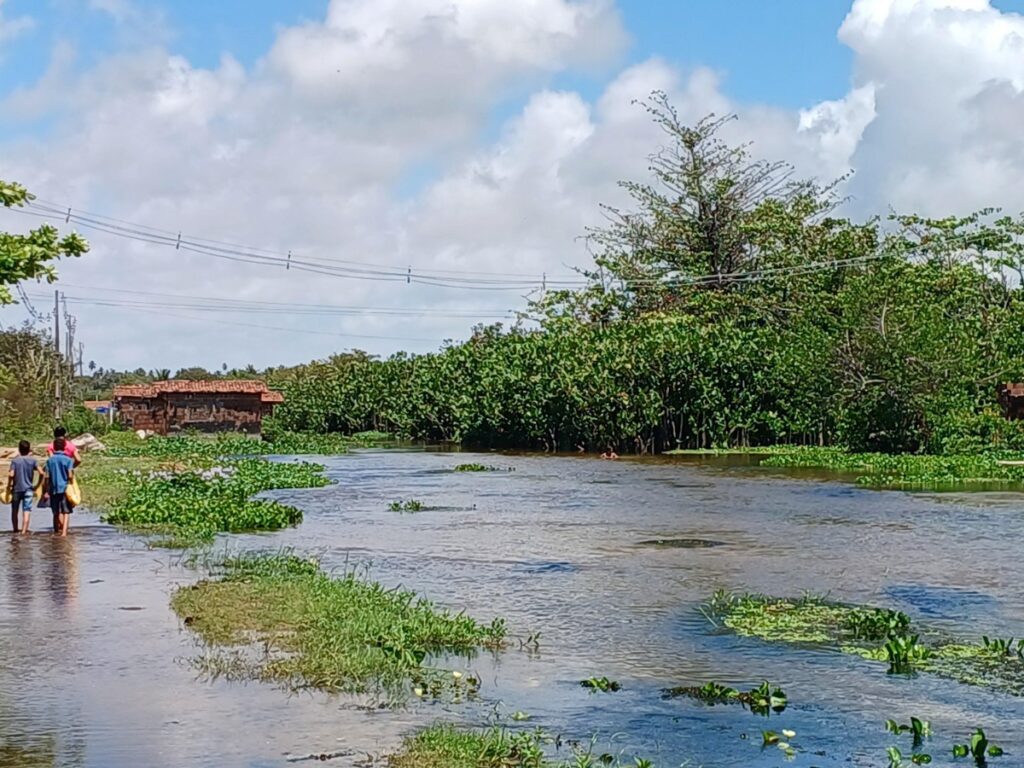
left=103, top=458, right=330, bottom=546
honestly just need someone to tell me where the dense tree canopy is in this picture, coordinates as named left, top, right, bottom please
left=269, top=95, right=1024, bottom=455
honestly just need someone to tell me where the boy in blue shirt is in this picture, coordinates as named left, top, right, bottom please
left=7, top=440, right=39, bottom=533
left=42, top=437, right=75, bottom=536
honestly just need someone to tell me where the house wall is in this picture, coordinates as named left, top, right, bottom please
left=998, top=384, right=1024, bottom=421
left=117, top=397, right=167, bottom=434
left=163, top=392, right=266, bottom=434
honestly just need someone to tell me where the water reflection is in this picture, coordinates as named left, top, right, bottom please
left=45, top=536, right=79, bottom=617
left=5, top=537, right=36, bottom=614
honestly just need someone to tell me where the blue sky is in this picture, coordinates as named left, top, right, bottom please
left=1, top=1, right=873, bottom=116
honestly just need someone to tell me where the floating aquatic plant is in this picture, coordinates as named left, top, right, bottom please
left=580, top=677, right=621, bottom=693
left=953, top=729, right=1003, bottom=765
left=663, top=680, right=786, bottom=716
left=389, top=499, right=424, bottom=513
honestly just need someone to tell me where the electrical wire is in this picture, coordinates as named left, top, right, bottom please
left=3, top=196, right=1005, bottom=295
left=21, top=282, right=517, bottom=320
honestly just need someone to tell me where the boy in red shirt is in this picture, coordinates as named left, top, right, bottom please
left=46, top=426, right=81, bottom=467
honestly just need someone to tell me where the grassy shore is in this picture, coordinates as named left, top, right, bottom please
left=172, top=552, right=506, bottom=694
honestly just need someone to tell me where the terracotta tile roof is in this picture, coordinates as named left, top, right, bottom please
left=261, top=391, right=284, bottom=403
left=1004, top=383, right=1024, bottom=397
left=83, top=400, right=112, bottom=410
left=114, top=380, right=281, bottom=399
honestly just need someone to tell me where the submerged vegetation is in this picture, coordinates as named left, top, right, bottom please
left=389, top=499, right=425, bottom=513
left=706, top=592, right=1024, bottom=694
left=172, top=552, right=506, bottom=694
left=662, top=680, right=787, bottom=716
left=579, top=676, right=621, bottom=693
left=387, top=724, right=654, bottom=768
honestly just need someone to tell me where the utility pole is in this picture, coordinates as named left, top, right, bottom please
left=78, top=342, right=84, bottom=377
left=54, top=289, right=62, bottom=422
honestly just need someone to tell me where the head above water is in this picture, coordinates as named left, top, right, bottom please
left=53, top=437, right=66, bottom=453
left=18, top=440, right=30, bottom=455
left=54, top=426, right=67, bottom=439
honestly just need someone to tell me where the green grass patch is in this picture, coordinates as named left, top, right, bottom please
left=759, top=447, right=1024, bottom=488
left=171, top=552, right=507, bottom=694
left=705, top=592, right=1024, bottom=695
left=77, top=455, right=163, bottom=513
left=387, top=724, right=654, bottom=768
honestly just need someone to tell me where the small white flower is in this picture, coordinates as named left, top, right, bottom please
left=782, top=729, right=796, bottom=739
left=452, top=671, right=463, bottom=679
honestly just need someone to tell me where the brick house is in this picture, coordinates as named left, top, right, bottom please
left=999, top=383, right=1024, bottom=421
left=113, top=380, right=284, bottom=435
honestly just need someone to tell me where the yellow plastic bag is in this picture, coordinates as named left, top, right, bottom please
left=66, top=477, right=82, bottom=507
left=0, top=485, right=10, bottom=505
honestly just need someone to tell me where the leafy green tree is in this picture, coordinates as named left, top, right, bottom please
left=0, top=179, right=88, bottom=304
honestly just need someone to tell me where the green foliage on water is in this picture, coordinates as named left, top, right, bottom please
left=389, top=499, right=424, bottom=513
left=580, top=676, right=621, bottom=693
left=663, top=680, right=787, bottom=716
left=760, top=447, right=1024, bottom=487
left=707, top=592, right=1024, bottom=695
left=102, top=459, right=328, bottom=545
left=172, top=552, right=507, bottom=694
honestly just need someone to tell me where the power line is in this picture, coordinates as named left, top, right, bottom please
left=22, top=285, right=517, bottom=320
left=9, top=200, right=587, bottom=289
left=4, top=196, right=1004, bottom=297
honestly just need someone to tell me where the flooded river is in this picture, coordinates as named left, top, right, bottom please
left=2, top=450, right=1024, bottom=766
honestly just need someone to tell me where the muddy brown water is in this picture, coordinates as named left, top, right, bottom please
left=2, top=450, right=1024, bottom=767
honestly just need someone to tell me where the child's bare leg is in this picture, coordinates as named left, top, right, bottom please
left=10, top=502, right=17, bottom=533
left=21, top=507, right=31, bottom=534
left=59, top=512, right=69, bottom=536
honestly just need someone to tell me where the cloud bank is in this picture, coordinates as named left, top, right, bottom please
left=0, top=0, right=1022, bottom=369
